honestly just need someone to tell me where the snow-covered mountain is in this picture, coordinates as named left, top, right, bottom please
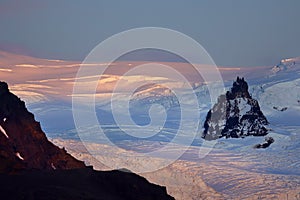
left=127, top=57, right=300, bottom=125
left=253, top=57, right=300, bottom=126
left=130, top=83, right=179, bottom=110
left=271, top=56, right=300, bottom=74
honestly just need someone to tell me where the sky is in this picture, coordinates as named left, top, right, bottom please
left=0, top=0, right=299, bottom=67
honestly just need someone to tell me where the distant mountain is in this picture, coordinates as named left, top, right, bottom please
left=202, top=77, right=270, bottom=141
left=271, top=57, right=300, bottom=74
left=0, top=81, right=174, bottom=200
left=130, top=83, right=179, bottom=110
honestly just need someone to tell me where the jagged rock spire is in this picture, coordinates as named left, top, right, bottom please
left=202, top=77, right=269, bottom=140
left=227, top=76, right=251, bottom=99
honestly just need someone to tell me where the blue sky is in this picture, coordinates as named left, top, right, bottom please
left=0, top=0, right=299, bottom=66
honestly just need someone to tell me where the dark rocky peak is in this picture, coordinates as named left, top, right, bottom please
left=226, top=76, right=251, bottom=99
left=202, top=77, right=270, bottom=143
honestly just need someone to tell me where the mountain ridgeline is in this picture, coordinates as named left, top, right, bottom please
left=0, top=81, right=174, bottom=200
left=202, top=77, right=270, bottom=143
left=0, top=81, right=86, bottom=172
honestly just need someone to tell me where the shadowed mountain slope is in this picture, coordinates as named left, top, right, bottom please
left=0, top=81, right=174, bottom=200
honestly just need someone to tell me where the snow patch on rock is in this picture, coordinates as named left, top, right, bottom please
left=0, top=125, right=9, bottom=138
left=15, top=152, right=24, bottom=160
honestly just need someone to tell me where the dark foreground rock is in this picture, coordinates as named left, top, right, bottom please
left=0, top=168, right=174, bottom=200
left=0, top=81, right=174, bottom=200
left=0, top=81, right=85, bottom=172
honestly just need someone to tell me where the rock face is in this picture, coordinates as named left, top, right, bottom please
left=202, top=77, right=269, bottom=140
left=0, top=81, right=86, bottom=172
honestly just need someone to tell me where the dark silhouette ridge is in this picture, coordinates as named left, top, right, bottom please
left=0, top=168, right=174, bottom=200
left=0, top=81, right=86, bottom=172
left=0, top=81, right=174, bottom=200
